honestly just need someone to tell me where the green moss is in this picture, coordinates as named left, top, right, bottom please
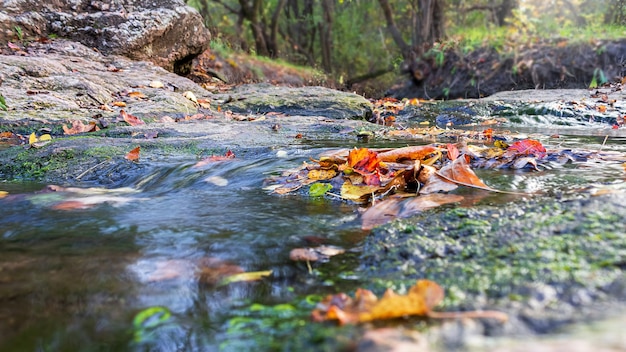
left=360, top=195, right=626, bottom=308
left=0, top=145, right=76, bottom=180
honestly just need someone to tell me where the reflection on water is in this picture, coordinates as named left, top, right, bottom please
left=0, top=133, right=624, bottom=350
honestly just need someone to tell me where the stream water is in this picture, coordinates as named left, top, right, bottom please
left=1, top=109, right=626, bottom=350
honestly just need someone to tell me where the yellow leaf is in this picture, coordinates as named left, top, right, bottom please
left=28, top=132, right=37, bottom=144
left=340, top=181, right=378, bottom=201
left=39, top=134, right=51, bottom=141
left=308, top=169, right=337, bottom=180
left=0, top=190, right=8, bottom=199
left=219, top=270, right=272, bottom=286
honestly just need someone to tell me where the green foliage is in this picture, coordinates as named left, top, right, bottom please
left=187, top=0, right=624, bottom=97
left=589, top=68, right=608, bottom=88
left=0, top=94, right=7, bottom=111
left=13, top=26, right=23, bottom=41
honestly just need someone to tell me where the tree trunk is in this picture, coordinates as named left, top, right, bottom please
left=319, top=0, right=334, bottom=72
left=377, top=0, right=413, bottom=61
left=494, top=0, right=518, bottom=26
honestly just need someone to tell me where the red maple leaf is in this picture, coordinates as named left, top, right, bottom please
left=508, top=139, right=546, bottom=159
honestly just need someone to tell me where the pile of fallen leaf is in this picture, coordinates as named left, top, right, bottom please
left=265, top=135, right=626, bottom=230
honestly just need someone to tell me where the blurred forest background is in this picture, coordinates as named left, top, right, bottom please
left=184, top=0, right=626, bottom=94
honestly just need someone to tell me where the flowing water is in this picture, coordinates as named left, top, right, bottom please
left=1, top=106, right=626, bottom=350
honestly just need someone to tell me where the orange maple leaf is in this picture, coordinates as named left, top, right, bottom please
left=347, top=148, right=382, bottom=185
left=125, top=146, right=140, bottom=161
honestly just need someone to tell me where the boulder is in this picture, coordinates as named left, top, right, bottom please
left=0, top=0, right=210, bottom=73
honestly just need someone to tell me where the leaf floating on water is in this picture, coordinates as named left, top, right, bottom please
left=437, top=155, right=490, bottom=190
left=418, top=164, right=458, bottom=195
left=446, top=143, right=460, bottom=161
left=507, top=139, right=546, bottom=159
left=125, top=146, right=141, bottom=161
left=0, top=191, right=8, bottom=199
left=340, top=180, right=379, bottom=202
left=360, top=197, right=403, bottom=231
left=361, top=193, right=464, bottom=230
left=307, top=169, right=337, bottom=181
left=378, top=145, right=440, bottom=163
left=120, top=109, right=145, bottom=126
left=309, top=183, right=333, bottom=196
left=218, top=270, right=273, bottom=286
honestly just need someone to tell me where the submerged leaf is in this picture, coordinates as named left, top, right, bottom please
left=219, top=270, right=273, bottom=286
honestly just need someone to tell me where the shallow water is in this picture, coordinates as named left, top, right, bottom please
left=1, top=110, right=626, bottom=350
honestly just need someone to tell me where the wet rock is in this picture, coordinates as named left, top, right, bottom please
left=0, top=0, right=210, bottom=72
left=359, top=191, right=626, bottom=344
left=357, top=328, right=428, bottom=352
left=219, top=83, right=373, bottom=120
left=0, top=39, right=208, bottom=124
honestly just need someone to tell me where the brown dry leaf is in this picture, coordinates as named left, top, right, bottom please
left=125, top=146, right=140, bottom=161
left=418, top=164, right=457, bottom=194
left=289, top=245, right=345, bottom=263
left=159, top=116, right=175, bottom=123
left=378, top=145, right=440, bottom=162
left=361, top=193, right=463, bottom=230
left=437, top=155, right=490, bottom=190
left=63, top=120, right=98, bottom=135
left=112, top=101, right=127, bottom=107
left=120, top=110, right=145, bottom=126
left=398, top=193, right=464, bottom=219
left=128, top=91, right=147, bottom=99
left=360, top=197, right=403, bottom=231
